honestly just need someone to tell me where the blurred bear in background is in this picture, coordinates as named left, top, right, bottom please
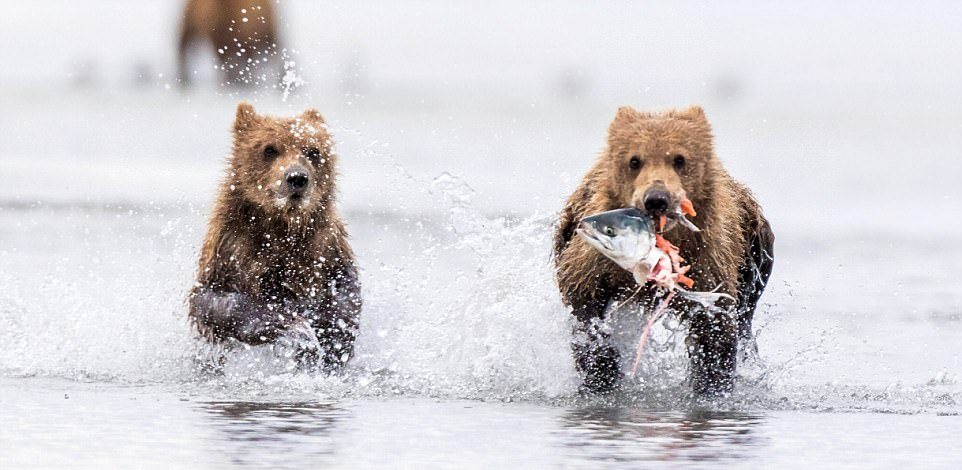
left=177, top=0, right=282, bottom=87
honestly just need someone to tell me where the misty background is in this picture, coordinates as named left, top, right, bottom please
left=2, top=0, right=960, bottom=237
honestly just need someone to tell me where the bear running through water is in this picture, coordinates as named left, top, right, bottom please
left=553, top=105, right=775, bottom=396
left=188, top=102, right=361, bottom=371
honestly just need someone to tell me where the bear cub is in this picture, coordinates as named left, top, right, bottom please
left=189, top=102, right=361, bottom=371
left=553, top=105, right=774, bottom=395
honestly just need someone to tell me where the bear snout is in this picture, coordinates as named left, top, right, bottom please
left=641, top=186, right=674, bottom=216
left=285, top=169, right=310, bottom=194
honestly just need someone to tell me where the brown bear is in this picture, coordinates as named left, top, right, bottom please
left=553, top=105, right=774, bottom=395
left=177, top=0, right=281, bottom=87
left=188, top=102, right=361, bottom=371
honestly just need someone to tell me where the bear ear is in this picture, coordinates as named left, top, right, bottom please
left=609, top=106, right=640, bottom=134
left=613, top=106, right=640, bottom=124
left=300, top=108, right=326, bottom=124
left=672, top=105, right=708, bottom=123
left=233, top=102, right=259, bottom=132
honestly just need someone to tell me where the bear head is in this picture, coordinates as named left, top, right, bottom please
left=602, top=105, right=715, bottom=227
left=228, top=102, right=336, bottom=217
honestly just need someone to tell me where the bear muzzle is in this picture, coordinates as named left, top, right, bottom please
left=271, top=166, right=314, bottom=209
left=285, top=169, right=310, bottom=195
left=633, top=182, right=676, bottom=217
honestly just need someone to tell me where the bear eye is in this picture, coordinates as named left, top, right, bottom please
left=673, top=155, right=686, bottom=171
left=263, top=145, right=279, bottom=159
left=305, top=147, right=321, bottom=161
left=629, top=156, right=643, bottom=170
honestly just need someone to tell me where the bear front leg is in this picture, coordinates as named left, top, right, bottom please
left=736, top=214, right=775, bottom=347
left=293, top=267, right=363, bottom=372
left=322, top=268, right=362, bottom=371
left=687, top=307, right=738, bottom=396
left=571, top=295, right=622, bottom=394
left=312, top=307, right=359, bottom=372
left=188, top=288, right=292, bottom=345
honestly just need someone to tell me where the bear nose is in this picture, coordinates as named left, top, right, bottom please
left=285, top=171, right=309, bottom=192
left=643, top=188, right=673, bottom=215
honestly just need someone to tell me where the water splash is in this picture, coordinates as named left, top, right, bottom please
left=0, top=199, right=958, bottom=413
left=280, top=56, right=305, bottom=102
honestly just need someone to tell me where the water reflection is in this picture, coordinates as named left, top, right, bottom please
left=198, top=401, right=349, bottom=468
left=558, top=407, right=764, bottom=464
left=191, top=400, right=764, bottom=467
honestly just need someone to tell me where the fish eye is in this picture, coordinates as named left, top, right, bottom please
left=604, top=227, right=614, bottom=236
left=263, top=145, right=279, bottom=159
left=673, top=155, right=686, bottom=171
left=629, top=156, right=643, bottom=170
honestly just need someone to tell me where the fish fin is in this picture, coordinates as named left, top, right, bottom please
left=674, top=287, right=735, bottom=307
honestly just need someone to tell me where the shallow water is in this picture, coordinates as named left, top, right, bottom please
left=2, top=199, right=960, bottom=467
left=3, top=1, right=962, bottom=468
left=3, top=378, right=960, bottom=469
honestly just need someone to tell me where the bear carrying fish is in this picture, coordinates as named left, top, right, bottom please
left=553, top=105, right=774, bottom=396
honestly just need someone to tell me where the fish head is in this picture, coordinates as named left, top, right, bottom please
left=575, top=207, right=656, bottom=270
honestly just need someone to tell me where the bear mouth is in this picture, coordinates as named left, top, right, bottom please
left=274, top=193, right=312, bottom=211
left=657, top=216, right=678, bottom=233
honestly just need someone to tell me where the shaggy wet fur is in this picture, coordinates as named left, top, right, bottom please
left=177, top=0, right=281, bottom=87
left=553, top=106, right=774, bottom=395
left=188, top=103, right=361, bottom=371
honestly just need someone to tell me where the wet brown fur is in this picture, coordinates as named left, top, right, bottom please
left=553, top=105, right=773, bottom=394
left=189, top=103, right=361, bottom=367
